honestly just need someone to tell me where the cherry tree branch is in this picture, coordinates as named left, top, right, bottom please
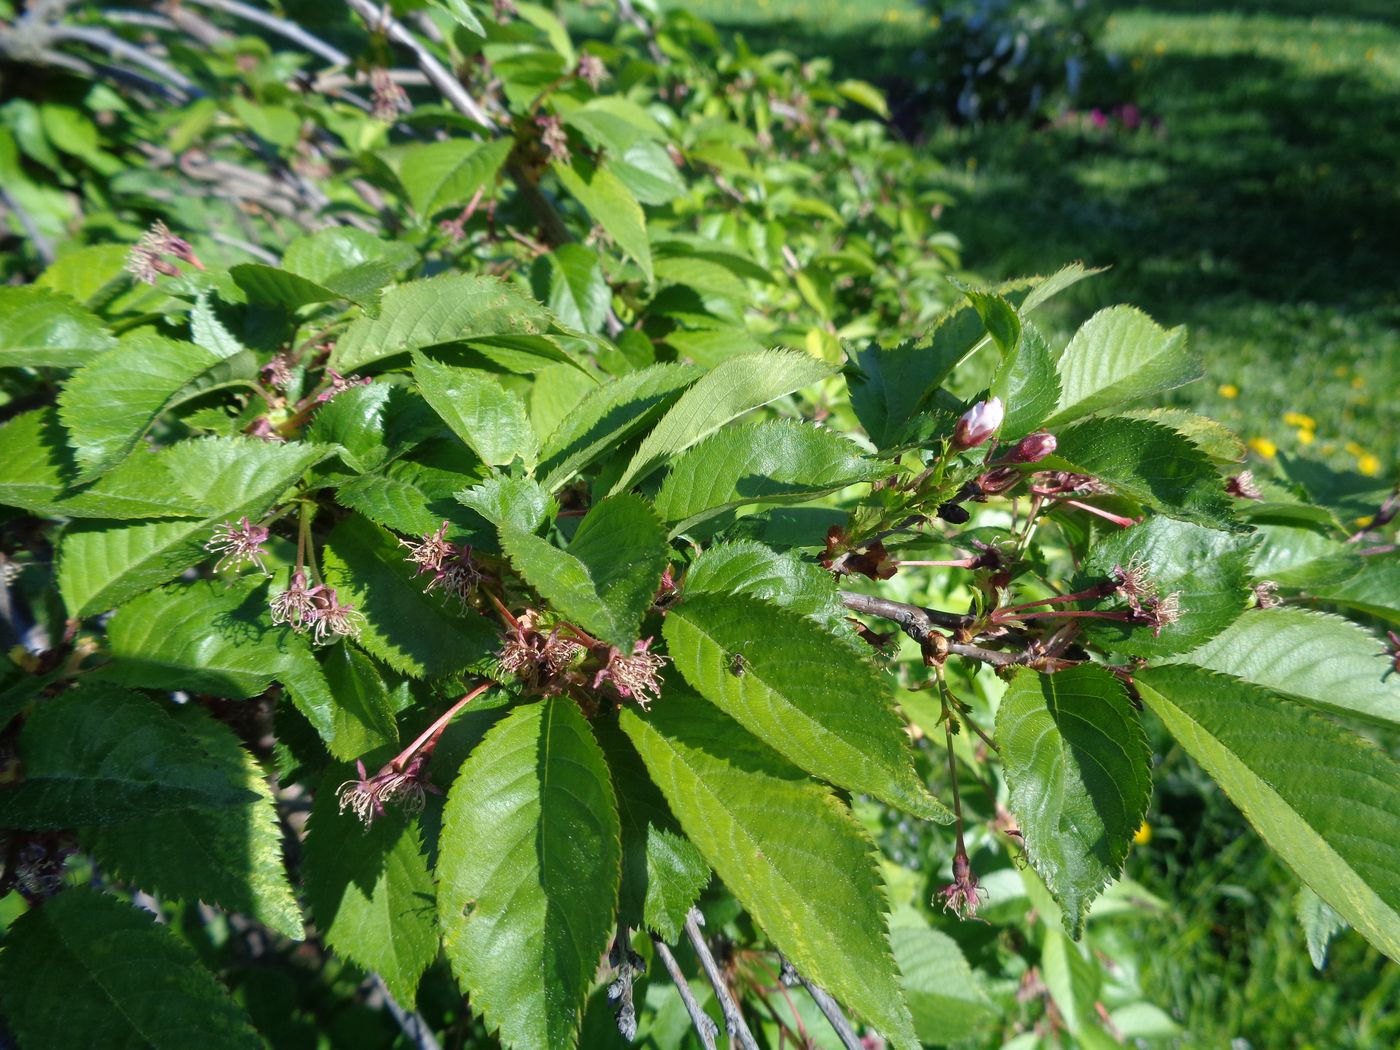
left=840, top=591, right=1025, bottom=667
left=685, top=908, right=759, bottom=1050
left=650, top=932, right=718, bottom=1050
left=798, top=974, right=863, bottom=1050
left=182, top=0, right=351, bottom=67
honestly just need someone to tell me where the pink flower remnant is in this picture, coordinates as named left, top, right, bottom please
left=399, top=522, right=488, bottom=608
left=592, top=637, right=668, bottom=710
left=205, top=517, right=271, bottom=574
left=269, top=569, right=366, bottom=645
left=124, top=220, right=204, bottom=284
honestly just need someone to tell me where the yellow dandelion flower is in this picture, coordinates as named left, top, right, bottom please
left=1283, top=411, right=1316, bottom=429
left=1352, top=375, right=1365, bottom=389
left=1248, top=437, right=1277, bottom=459
left=1357, top=453, right=1381, bottom=477
left=1345, top=440, right=1365, bottom=456
left=1218, top=383, right=1239, bottom=399
left=1296, top=428, right=1315, bottom=445
left=1133, top=822, right=1152, bottom=845
left=1354, top=515, right=1375, bottom=528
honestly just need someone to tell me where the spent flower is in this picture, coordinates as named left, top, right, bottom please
left=593, top=637, right=668, bottom=709
left=205, top=517, right=271, bottom=573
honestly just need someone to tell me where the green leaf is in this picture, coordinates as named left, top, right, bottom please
left=1046, top=306, right=1198, bottom=426
left=553, top=157, right=653, bottom=283
left=384, top=137, right=512, bottom=218
left=1137, top=664, right=1400, bottom=963
left=1045, top=416, right=1239, bottom=531
left=86, top=704, right=304, bottom=939
left=500, top=493, right=669, bottom=649
left=621, top=699, right=919, bottom=1050
left=539, top=362, right=701, bottom=489
left=1122, top=407, right=1246, bottom=464
left=682, top=539, right=849, bottom=634
left=306, top=382, right=437, bottom=474
left=229, top=263, right=347, bottom=309
left=1296, top=885, right=1349, bottom=970
left=1, top=683, right=256, bottom=829
left=282, top=227, right=418, bottom=292
left=433, top=0, right=486, bottom=34
left=438, top=700, right=621, bottom=1050
left=322, top=514, right=499, bottom=678
left=612, top=350, right=834, bottom=494
left=456, top=473, right=551, bottom=534
left=654, top=420, right=882, bottom=535
left=1073, top=515, right=1254, bottom=658
left=338, top=449, right=487, bottom=538
left=595, top=718, right=710, bottom=941
left=889, top=910, right=998, bottom=1044
left=532, top=243, right=610, bottom=333
left=57, top=438, right=328, bottom=617
left=0, top=286, right=116, bottom=368
left=59, top=334, right=256, bottom=479
left=995, top=665, right=1151, bottom=936
left=836, top=78, right=890, bottom=117
left=303, top=772, right=439, bottom=1003
left=1169, top=607, right=1400, bottom=728
left=333, top=274, right=555, bottom=372
left=1272, top=551, right=1400, bottom=626
left=664, top=593, right=950, bottom=822
left=847, top=309, right=979, bottom=448
left=413, top=352, right=537, bottom=467
left=0, top=888, right=262, bottom=1050
left=994, top=321, right=1060, bottom=440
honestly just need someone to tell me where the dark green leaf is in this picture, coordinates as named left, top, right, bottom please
left=456, top=473, right=551, bottom=534
left=1, top=683, right=256, bottom=828
left=664, top=593, right=950, bottom=821
left=682, top=539, right=849, bottom=634
left=86, top=705, right=304, bottom=938
left=0, top=286, right=116, bottom=368
left=621, top=698, right=919, bottom=1050
left=501, top=493, right=669, bottom=649
left=532, top=243, right=610, bottom=334
left=847, top=312, right=976, bottom=448
left=1073, top=516, right=1254, bottom=657
left=996, top=666, right=1151, bottom=936
left=994, top=321, right=1060, bottom=440
left=654, top=420, right=883, bottom=535
left=595, top=718, right=710, bottom=941
left=438, top=700, right=621, bottom=1050
left=57, top=438, right=329, bottom=616
left=0, top=888, right=262, bottom=1050
left=383, top=137, right=512, bottom=219
left=303, top=772, right=438, bottom=1002
left=612, top=350, right=834, bottom=493
left=553, top=156, right=653, bottom=283
left=332, top=274, right=555, bottom=372
left=1045, top=417, right=1240, bottom=531
left=322, top=515, right=499, bottom=678
left=59, top=334, right=256, bottom=479
left=413, top=353, right=537, bottom=467
left=538, top=362, right=701, bottom=489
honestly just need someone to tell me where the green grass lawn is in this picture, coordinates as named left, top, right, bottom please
left=930, top=2, right=1400, bottom=492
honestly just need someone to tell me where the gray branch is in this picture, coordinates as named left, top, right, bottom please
left=182, top=0, right=351, bottom=67
left=650, top=933, right=718, bottom=1050
left=50, top=24, right=199, bottom=96
left=343, top=0, right=496, bottom=129
left=798, top=975, right=863, bottom=1050
left=684, top=909, right=759, bottom=1050
left=840, top=590, right=1024, bottom=667
left=369, top=973, right=442, bottom=1050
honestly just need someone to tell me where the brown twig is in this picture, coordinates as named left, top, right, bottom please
left=650, top=933, right=718, bottom=1050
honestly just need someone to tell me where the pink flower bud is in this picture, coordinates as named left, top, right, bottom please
left=1008, top=431, right=1057, bottom=463
left=953, top=397, right=1004, bottom=450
